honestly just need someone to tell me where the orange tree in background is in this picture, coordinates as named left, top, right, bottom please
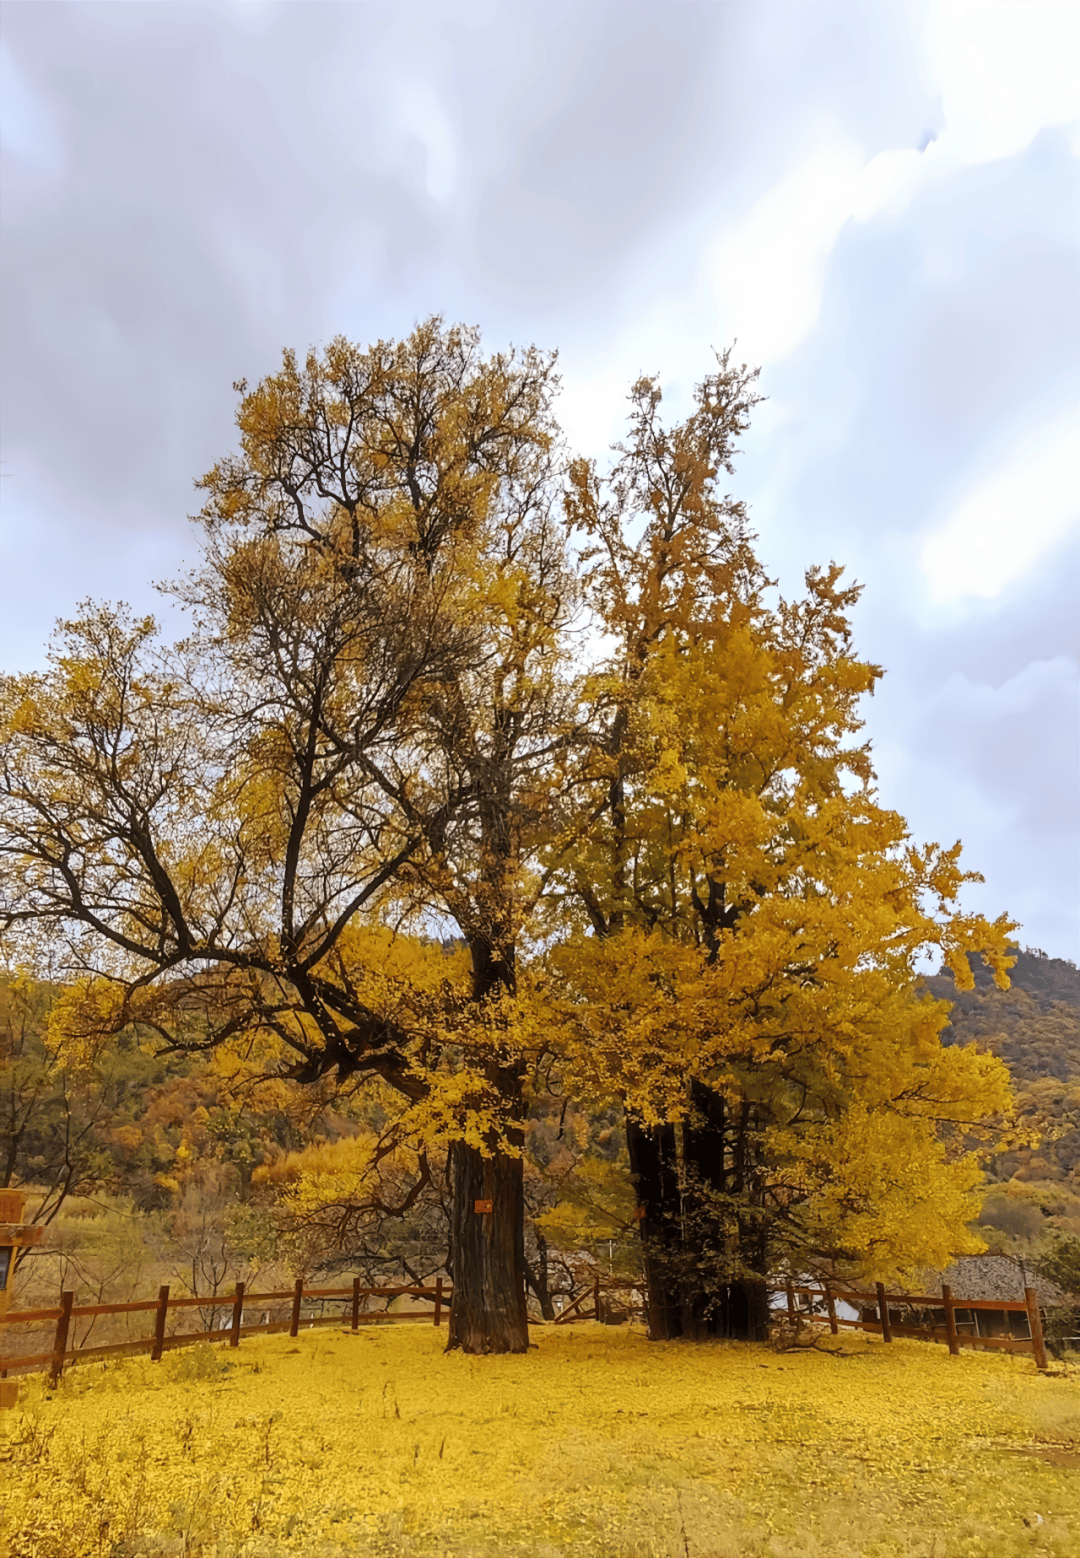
left=0, top=320, right=1015, bottom=1354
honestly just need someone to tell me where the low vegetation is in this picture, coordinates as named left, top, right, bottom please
left=3, top=1322, right=1077, bottom=1558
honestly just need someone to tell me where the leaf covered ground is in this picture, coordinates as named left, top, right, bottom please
left=2, top=1322, right=1077, bottom=1558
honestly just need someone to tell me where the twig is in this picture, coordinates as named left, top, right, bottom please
left=775, top=1332, right=867, bottom=1359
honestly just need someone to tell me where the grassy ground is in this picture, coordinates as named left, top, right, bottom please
left=1, top=1321, right=1077, bottom=1558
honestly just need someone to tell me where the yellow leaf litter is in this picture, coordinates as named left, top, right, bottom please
left=2, top=1323, right=1077, bottom=1558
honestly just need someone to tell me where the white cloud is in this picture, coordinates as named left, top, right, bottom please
left=359, top=74, right=457, bottom=207
left=849, top=147, right=927, bottom=222
left=927, top=0, right=1080, bottom=166
left=921, top=413, right=1080, bottom=598
left=708, top=143, right=952, bottom=367
left=706, top=2, right=1080, bottom=371
left=391, top=84, right=457, bottom=205
left=709, top=146, right=864, bottom=365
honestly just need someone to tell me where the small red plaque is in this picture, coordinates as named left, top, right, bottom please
left=474, top=1199, right=493, bottom=1214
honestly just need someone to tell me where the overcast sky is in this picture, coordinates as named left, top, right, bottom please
left=2, top=0, right=1078, bottom=962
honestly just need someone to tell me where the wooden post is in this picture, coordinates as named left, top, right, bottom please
left=352, top=1277, right=361, bottom=1331
left=433, top=1275, right=443, bottom=1327
left=289, top=1278, right=303, bottom=1339
left=942, top=1283, right=960, bottom=1356
left=229, top=1281, right=245, bottom=1348
left=151, top=1285, right=170, bottom=1362
left=593, top=1273, right=601, bottom=1322
left=876, top=1282, right=893, bottom=1343
left=49, top=1290, right=74, bottom=1385
left=785, top=1281, right=797, bottom=1325
left=824, top=1284, right=838, bottom=1336
left=1024, top=1286, right=1048, bottom=1371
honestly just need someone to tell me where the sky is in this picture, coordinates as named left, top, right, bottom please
left=1, top=0, right=1078, bottom=963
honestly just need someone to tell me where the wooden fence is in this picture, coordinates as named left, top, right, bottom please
left=3, top=1271, right=1053, bottom=1384
left=0, top=1277, right=452, bottom=1385
left=780, top=1279, right=1050, bottom=1369
left=553, top=1277, right=647, bottom=1325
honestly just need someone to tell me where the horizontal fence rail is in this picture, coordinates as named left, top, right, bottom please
left=0, top=1276, right=453, bottom=1384
left=779, top=1280, right=1050, bottom=1370
left=553, top=1277, right=647, bottom=1325
left=3, top=1269, right=1054, bottom=1384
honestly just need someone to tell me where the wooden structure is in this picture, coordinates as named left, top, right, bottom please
left=781, top=1280, right=1049, bottom=1369
left=0, top=1188, right=44, bottom=1409
left=554, top=1276, right=647, bottom=1325
left=0, top=1276, right=452, bottom=1383
left=4, top=1258, right=1053, bottom=1383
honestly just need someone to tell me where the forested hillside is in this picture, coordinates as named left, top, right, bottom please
left=0, top=971, right=634, bottom=1320
left=926, top=947, right=1080, bottom=1245
left=7, top=946, right=1077, bottom=1312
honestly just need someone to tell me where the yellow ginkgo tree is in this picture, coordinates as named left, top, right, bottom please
left=546, top=365, right=1017, bottom=1340
left=0, top=319, right=578, bottom=1355
left=0, top=324, right=1018, bottom=1357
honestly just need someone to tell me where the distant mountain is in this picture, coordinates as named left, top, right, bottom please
left=924, top=948, right=1079, bottom=1084
left=922, top=948, right=1080, bottom=1246
left=960, top=947, right=1080, bottom=1010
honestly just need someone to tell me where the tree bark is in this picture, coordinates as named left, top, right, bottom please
left=626, top=1116, right=682, bottom=1340
left=446, top=1136, right=529, bottom=1353
left=524, top=1228, right=558, bottom=1321
left=626, top=1084, right=773, bottom=1342
left=444, top=938, right=530, bottom=1354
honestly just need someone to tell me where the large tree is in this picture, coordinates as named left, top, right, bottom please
left=1, top=323, right=1016, bottom=1354
left=551, top=366, right=1017, bottom=1339
left=0, top=319, right=577, bottom=1353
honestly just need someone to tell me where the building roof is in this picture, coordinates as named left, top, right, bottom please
left=920, top=1253, right=1068, bottom=1306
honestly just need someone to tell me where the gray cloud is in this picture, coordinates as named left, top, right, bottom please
left=1, top=0, right=1076, bottom=956
left=731, top=130, right=1080, bottom=957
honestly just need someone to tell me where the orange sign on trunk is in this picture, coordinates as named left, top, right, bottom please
left=474, top=1199, right=493, bottom=1214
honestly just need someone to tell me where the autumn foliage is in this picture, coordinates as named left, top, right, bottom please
left=0, top=318, right=1018, bottom=1351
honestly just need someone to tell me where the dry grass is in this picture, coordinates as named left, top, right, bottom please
left=1, top=1321, right=1077, bottom=1557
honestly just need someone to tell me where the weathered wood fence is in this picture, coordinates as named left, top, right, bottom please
left=0, top=1277, right=452, bottom=1385
left=553, top=1276, right=647, bottom=1325
left=781, top=1280, right=1049, bottom=1369
left=3, top=1271, right=1053, bottom=1384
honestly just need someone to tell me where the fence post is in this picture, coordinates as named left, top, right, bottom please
left=49, top=1291, right=74, bottom=1385
left=875, top=1282, right=893, bottom=1343
left=352, top=1277, right=361, bottom=1332
left=824, top=1283, right=838, bottom=1336
left=229, top=1282, right=245, bottom=1349
left=785, top=1281, right=797, bottom=1325
left=593, top=1273, right=601, bottom=1322
left=289, top=1278, right=303, bottom=1339
left=151, top=1285, right=170, bottom=1362
left=433, top=1275, right=443, bottom=1327
left=941, top=1283, right=960, bottom=1356
left=1024, top=1286, right=1048, bottom=1371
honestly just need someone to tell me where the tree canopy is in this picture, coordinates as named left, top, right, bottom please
left=0, top=317, right=1018, bottom=1352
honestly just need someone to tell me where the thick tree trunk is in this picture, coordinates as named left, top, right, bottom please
left=444, top=935, right=529, bottom=1354
left=626, top=1084, right=773, bottom=1342
left=626, top=1116, right=682, bottom=1340
left=714, top=1264, right=771, bottom=1341
left=445, top=1138, right=529, bottom=1353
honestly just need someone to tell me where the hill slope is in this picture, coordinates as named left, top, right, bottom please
left=924, top=948, right=1080, bottom=1245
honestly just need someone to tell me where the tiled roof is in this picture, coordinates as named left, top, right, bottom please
left=920, top=1253, right=1068, bottom=1306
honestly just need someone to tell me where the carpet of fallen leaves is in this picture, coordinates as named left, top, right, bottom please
left=1, top=1321, right=1077, bottom=1557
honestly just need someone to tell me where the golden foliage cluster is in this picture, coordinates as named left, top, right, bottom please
left=0, top=319, right=1025, bottom=1315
